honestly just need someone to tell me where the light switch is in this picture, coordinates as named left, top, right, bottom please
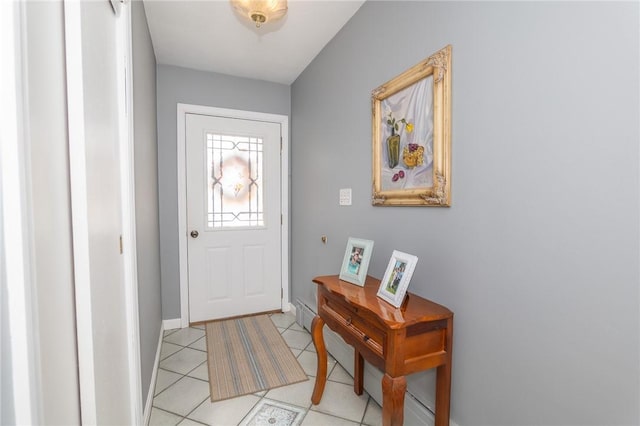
left=339, top=188, right=352, bottom=206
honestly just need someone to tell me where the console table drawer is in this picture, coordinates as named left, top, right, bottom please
left=322, top=295, right=384, bottom=353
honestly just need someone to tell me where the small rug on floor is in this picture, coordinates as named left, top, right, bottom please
left=205, top=314, right=308, bottom=402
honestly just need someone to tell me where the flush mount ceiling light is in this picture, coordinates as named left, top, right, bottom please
left=231, top=0, right=288, bottom=28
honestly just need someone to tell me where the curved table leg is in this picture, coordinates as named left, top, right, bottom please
left=310, top=315, right=327, bottom=404
left=382, top=373, right=406, bottom=426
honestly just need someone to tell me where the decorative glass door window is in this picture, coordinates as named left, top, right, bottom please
left=207, top=133, right=264, bottom=228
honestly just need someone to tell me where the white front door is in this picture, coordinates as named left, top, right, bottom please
left=186, top=113, right=282, bottom=322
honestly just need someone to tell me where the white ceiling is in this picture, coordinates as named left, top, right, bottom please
left=143, top=0, right=366, bottom=85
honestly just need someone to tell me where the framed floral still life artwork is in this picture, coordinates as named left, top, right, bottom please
left=339, top=238, right=374, bottom=286
left=372, top=45, right=452, bottom=206
left=377, top=250, right=418, bottom=308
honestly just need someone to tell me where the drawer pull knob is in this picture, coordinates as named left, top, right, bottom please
left=345, top=317, right=352, bottom=326
left=363, top=335, right=370, bottom=342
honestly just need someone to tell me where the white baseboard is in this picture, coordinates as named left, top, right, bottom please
left=163, top=318, right=181, bottom=330
left=143, top=323, right=164, bottom=426
left=283, top=302, right=295, bottom=315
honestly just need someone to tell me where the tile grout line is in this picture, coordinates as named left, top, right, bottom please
left=153, top=358, right=210, bottom=399
left=359, top=396, right=372, bottom=426
left=180, top=395, right=211, bottom=425
left=147, top=406, right=187, bottom=425
left=235, top=393, right=269, bottom=425
left=152, top=327, right=209, bottom=421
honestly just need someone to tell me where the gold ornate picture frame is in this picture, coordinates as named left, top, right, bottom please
left=372, top=45, right=451, bottom=206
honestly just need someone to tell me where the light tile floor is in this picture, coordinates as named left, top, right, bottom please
left=149, top=312, right=382, bottom=426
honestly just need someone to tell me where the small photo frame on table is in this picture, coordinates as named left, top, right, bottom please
left=339, top=238, right=374, bottom=286
left=377, top=250, right=418, bottom=307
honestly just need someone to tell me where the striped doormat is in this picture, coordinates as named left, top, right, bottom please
left=205, top=314, right=308, bottom=402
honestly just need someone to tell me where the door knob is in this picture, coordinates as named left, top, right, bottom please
left=190, top=230, right=199, bottom=238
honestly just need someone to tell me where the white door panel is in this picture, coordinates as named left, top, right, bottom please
left=186, top=113, right=282, bottom=322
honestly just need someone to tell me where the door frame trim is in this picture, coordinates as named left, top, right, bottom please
left=65, top=1, right=141, bottom=422
left=116, top=3, right=143, bottom=423
left=176, top=104, right=290, bottom=327
left=64, top=2, right=98, bottom=421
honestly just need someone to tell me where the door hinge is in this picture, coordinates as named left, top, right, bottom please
left=280, top=137, right=283, bottom=152
left=119, top=235, right=123, bottom=254
left=281, top=288, right=283, bottom=298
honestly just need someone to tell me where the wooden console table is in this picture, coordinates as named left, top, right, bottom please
left=310, top=275, right=453, bottom=426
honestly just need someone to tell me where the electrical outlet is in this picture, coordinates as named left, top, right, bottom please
left=339, top=188, right=352, bottom=206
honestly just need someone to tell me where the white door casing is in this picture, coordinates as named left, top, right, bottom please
left=116, top=3, right=143, bottom=423
left=177, top=105, right=290, bottom=326
left=65, top=1, right=140, bottom=423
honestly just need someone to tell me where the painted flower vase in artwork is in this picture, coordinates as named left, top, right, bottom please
left=387, top=130, right=400, bottom=169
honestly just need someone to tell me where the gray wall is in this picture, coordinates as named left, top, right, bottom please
left=132, top=0, right=162, bottom=406
left=291, top=2, right=639, bottom=426
left=157, top=65, right=290, bottom=319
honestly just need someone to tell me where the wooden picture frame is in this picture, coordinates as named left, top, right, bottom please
left=339, top=237, right=374, bottom=286
left=376, top=250, right=418, bottom=307
left=372, top=45, right=452, bottom=206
